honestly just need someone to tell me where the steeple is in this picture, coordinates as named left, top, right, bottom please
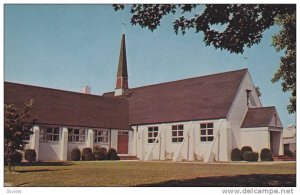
left=115, top=34, right=128, bottom=96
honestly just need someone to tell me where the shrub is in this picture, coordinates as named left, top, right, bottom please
left=241, top=146, right=253, bottom=160
left=84, top=153, right=95, bottom=161
left=5, top=151, right=23, bottom=165
left=82, top=147, right=94, bottom=161
left=94, top=147, right=108, bottom=160
left=242, top=151, right=258, bottom=162
left=260, top=148, right=273, bottom=161
left=284, top=149, right=293, bottom=157
left=231, top=148, right=242, bottom=161
left=12, top=151, right=23, bottom=163
left=71, top=148, right=81, bottom=161
left=107, top=148, right=120, bottom=160
left=24, top=149, right=37, bottom=162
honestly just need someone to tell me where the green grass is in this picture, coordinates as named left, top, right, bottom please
left=4, top=161, right=296, bottom=187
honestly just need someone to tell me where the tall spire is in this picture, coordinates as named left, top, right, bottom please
left=115, top=34, right=128, bottom=96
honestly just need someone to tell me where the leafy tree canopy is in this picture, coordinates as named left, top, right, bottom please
left=4, top=99, right=36, bottom=171
left=113, top=4, right=296, bottom=113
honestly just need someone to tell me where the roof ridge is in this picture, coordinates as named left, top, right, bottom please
left=4, top=81, right=127, bottom=101
left=126, top=68, right=248, bottom=91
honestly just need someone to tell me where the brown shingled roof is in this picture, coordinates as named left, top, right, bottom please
left=4, top=82, right=130, bottom=130
left=241, top=107, right=276, bottom=128
left=104, top=69, right=248, bottom=125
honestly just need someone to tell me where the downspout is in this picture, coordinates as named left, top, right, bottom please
left=217, top=132, right=220, bottom=162
left=109, top=129, right=112, bottom=149
left=159, top=131, right=162, bottom=160
left=187, top=133, right=190, bottom=160
left=136, top=125, right=138, bottom=157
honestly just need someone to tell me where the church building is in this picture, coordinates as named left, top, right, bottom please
left=4, top=34, right=284, bottom=162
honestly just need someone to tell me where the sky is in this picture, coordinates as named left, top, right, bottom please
left=4, top=4, right=296, bottom=127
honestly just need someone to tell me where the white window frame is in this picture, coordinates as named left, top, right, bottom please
left=148, top=126, right=159, bottom=143
left=68, top=127, right=85, bottom=143
left=40, top=126, right=60, bottom=142
left=200, top=123, right=214, bottom=142
left=172, top=124, right=184, bottom=143
left=93, top=129, right=109, bottom=144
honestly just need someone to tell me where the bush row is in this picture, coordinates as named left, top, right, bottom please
left=71, top=147, right=120, bottom=161
left=5, top=149, right=37, bottom=165
left=231, top=146, right=273, bottom=162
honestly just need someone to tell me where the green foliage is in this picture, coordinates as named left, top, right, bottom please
left=84, top=153, right=95, bottom=161
left=12, top=151, right=23, bottom=163
left=94, top=146, right=108, bottom=160
left=241, top=146, right=253, bottom=160
left=231, top=148, right=242, bottom=161
left=113, top=4, right=296, bottom=113
left=284, top=149, right=295, bottom=158
left=82, top=147, right=95, bottom=161
left=5, top=151, right=23, bottom=165
left=260, top=148, right=273, bottom=161
left=4, top=99, right=35, bottom=171
left=71, top=148, right=81, bottom=161
left=25, top=149, right=37, bottom=162
left=242, top=151, right=259, bottom=162
left=271, top=12, right=296, bottom=113
left=107, top=148, right=120, bottom=160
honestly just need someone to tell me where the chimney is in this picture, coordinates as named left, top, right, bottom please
left=115, top=34, right=128, bottom=96
left=81, top=86, right=91, bottom=94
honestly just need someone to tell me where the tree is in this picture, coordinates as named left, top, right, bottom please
left=113, top=4, right=296, bottom=113
left=4, top=99, right=36, bottom=171
left=271, top=12, right=296, bottom=113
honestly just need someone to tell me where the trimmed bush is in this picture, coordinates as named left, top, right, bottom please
left=231, top=148, right=242, bottom=161
left=107, top=148, right=120, bottom=160
left=242, top=151, right=258, bottom=162
left=94, top=147, right=108, bottom=160
left=82, top=147, right=94, bottom=161
left=25, top=149, right=37, bottom=162
left=241, top=146, right=253, bottom=160
left=84, top=153, right=95, bottom=161
left=284, top=149, right=293, bottom=157
left=71, top=148, right=81, bottom=161
left=260, top=148, right=273, bottom=161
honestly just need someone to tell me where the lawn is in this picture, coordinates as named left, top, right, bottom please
left=4, top=161, right=296, bottom=187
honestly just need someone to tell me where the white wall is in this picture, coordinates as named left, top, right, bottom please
left=39, top=142, right=61, bottom=161
left=227, top=71, right=262, bottom=149
left=240, top=127, right=269, bottom=153
left=135, top=119, right=230, bottom=162
left=110, top=129, right=118, bottom=150
left=29, top=126, right=132, bottom=161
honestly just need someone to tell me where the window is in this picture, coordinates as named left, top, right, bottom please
left=93, top=129, right=109, bottom=143
left=68, top=128, right=85, bottom=143
left=148, top=126, right=159, bottom=143
left=40, top=126, right=60, bottom=142
left=172, top=125, right=184, bottom=143
left=200, top=123, right=214, bottom=142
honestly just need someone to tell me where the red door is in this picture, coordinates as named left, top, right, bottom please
left=117, top=131, right=128, bottom=154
